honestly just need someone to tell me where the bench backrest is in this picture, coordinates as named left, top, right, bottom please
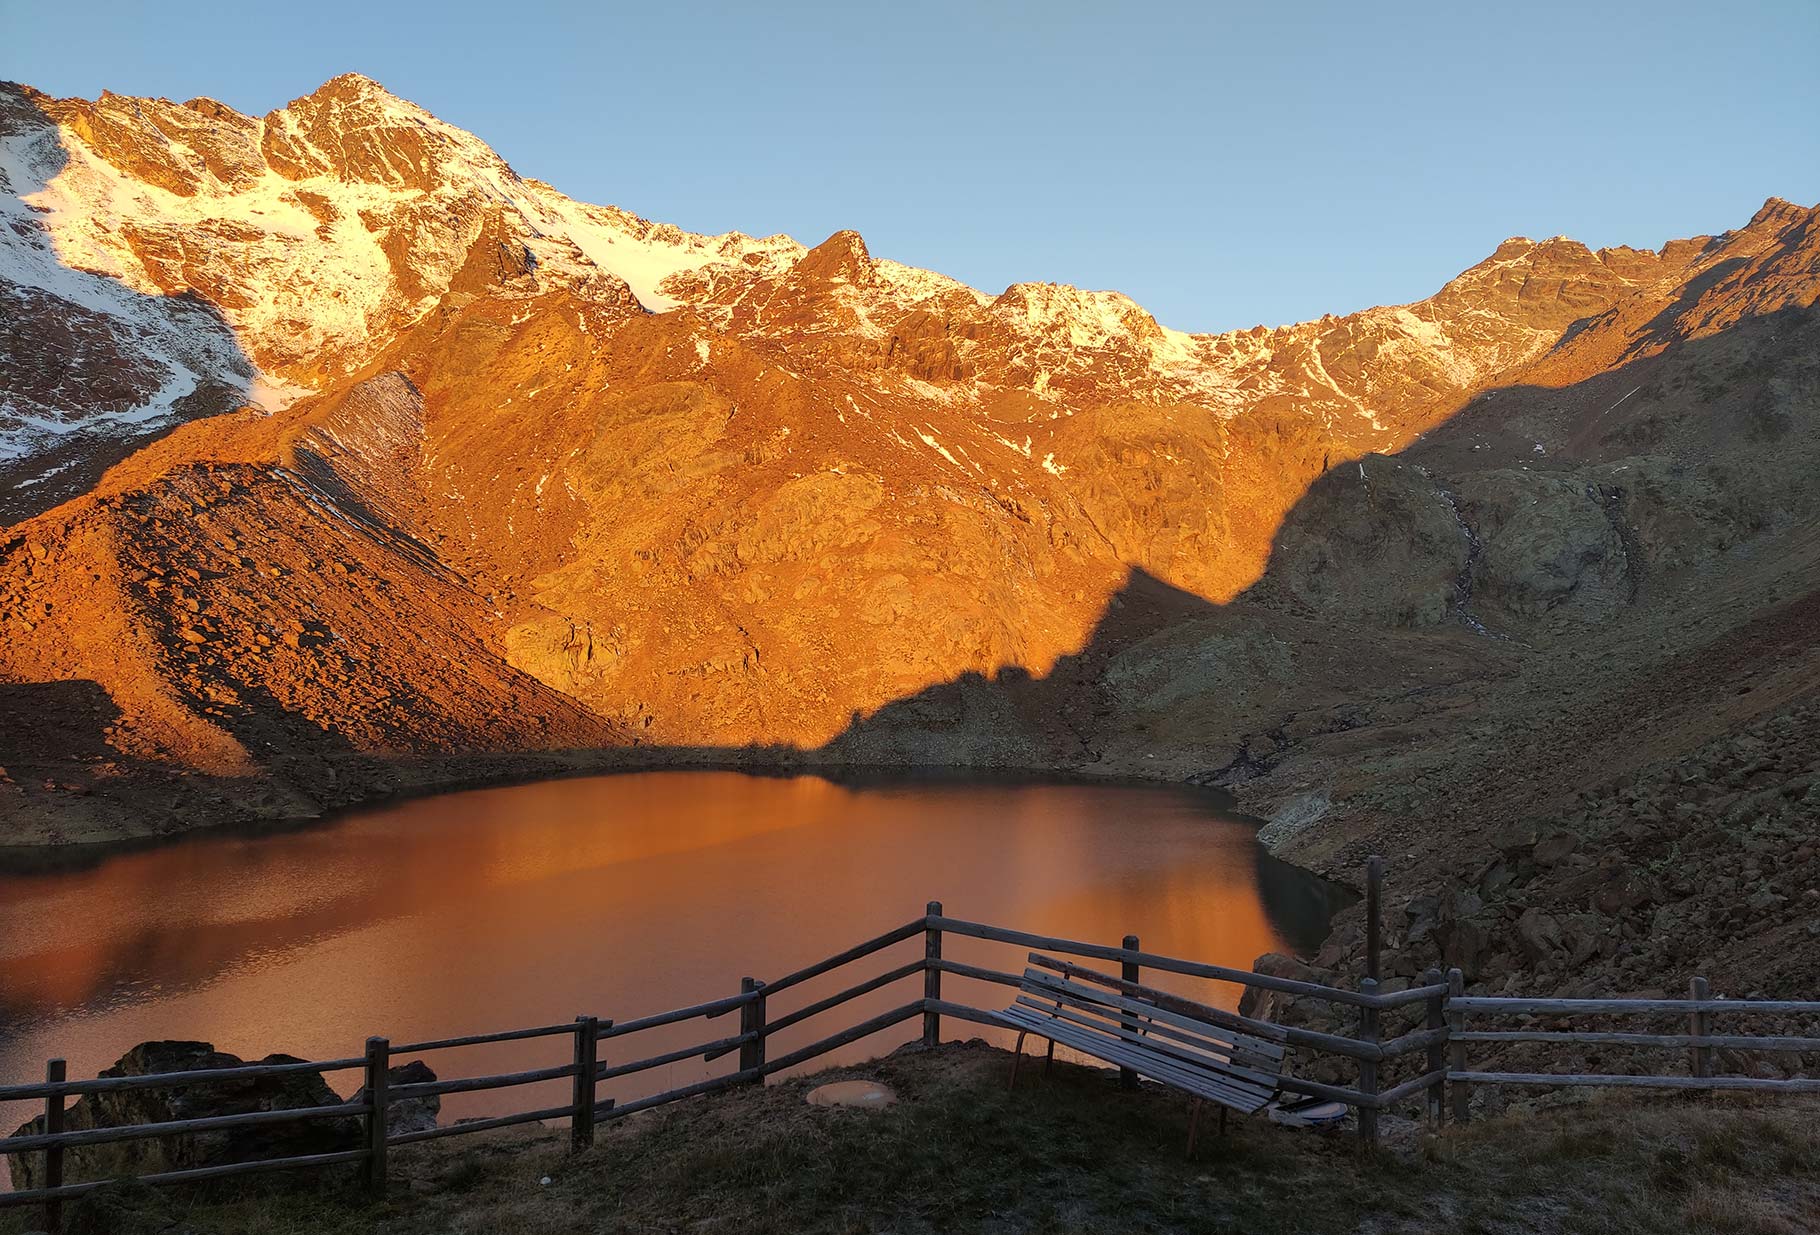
left=1016, top=953, right=1287, bottom=1082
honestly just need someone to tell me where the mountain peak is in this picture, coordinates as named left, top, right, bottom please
left=285, top=73, right=433, bottom=126
left=793, top=230, right=874, bottom=283
left=1750, top=196, right=1810, bottom=228
left=311, top=72, right=397, bottom=101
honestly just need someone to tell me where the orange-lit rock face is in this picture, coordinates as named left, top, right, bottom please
left=2, top=74, right=1818, bottom=796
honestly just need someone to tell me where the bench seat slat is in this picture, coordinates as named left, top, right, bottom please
left=1011, top=1004, right=1281, bottom=1098
left=998, top=1007, right=1271, bottom=1108
left=998, top=1006, right=1274, bottom=1112
left=1020, top=970, right=1286, bottom=1063
left=1016, top=976, right=1286, bottom=1073
left=1003, top=1011, right=1275, bottom=1111
left=1009, top=996, right=1284, bottom=1091
left=1028, top=956, right=1299, bottom=1060
left=1018, top=972, right=1286, bottom=1067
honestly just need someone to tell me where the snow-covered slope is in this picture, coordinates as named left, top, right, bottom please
left=0, top=75, right=821, bottom=512
left=0, top=86, right=263, bottom=512
left=0, top=76, right=812, bottom=378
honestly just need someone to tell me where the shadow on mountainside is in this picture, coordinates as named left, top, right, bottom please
left=818, top=565, right=1226, bottom=767
left=812, top=298, right=1820, bottom=860
left=0, top=86, right=257, bottom=525
left=0, top=680, right=121, bottom=770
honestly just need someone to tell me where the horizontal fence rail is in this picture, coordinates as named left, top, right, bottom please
left=597, top=991, right=757, bottom=1039
left=391, top=1022, right=580, bottom=1053
left=1448, top=1072, right=1820, bottom=1092
left=1, top=1148, right=370, bottom=1208
left=7, top=902, right=1819, bottom=1231
left=929, top=915, right=1403, bottom=1010
left=1447, top=996, right=1820, bottom=1015
left=1444, top=979, right=1820, bottom=1122
left=1453, top=1030, right=1820, bottom=1051
left=0, top=1055, right=367, bottom=1104
left=0, top=1102, right=370, bottom=1156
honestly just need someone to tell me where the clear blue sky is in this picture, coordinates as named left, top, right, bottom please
left=5, top=0, right=1817, bottom=333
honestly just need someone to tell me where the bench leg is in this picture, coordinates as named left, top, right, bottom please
left=1219, top=1106, right=1228, bottom=1138
left=1008, top=1032, right=1029, bottom=1090
left=1186, top=1098, right=1202, bottom=1158
left=1043, top=1037, right=1056, bottom=1078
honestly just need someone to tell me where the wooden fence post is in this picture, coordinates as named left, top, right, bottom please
left=739, top=978, right=767, bottom=1079
left=1447, top=968, right=1469, bottom=1124
left=43, top=1058, right=65, bottom=1235
left=1120, top=934, right=1141, bottom=1090
left=572, top=1016, right=598, bottom=1151
left=1423, top=967, right=1446, bottom=1128
left=924, top=901, right=944, bottom=1047
left=1365, top=855, right=1384, bottom=982
left=1358, top=977, right=1380, bottom=1152
left=1689, top=976, right=1712, bottom=1080
left=362, top=1037, right=389, bottom=1199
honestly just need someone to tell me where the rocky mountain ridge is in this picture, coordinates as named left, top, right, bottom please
left=3, top=74, right=1712, bottom=521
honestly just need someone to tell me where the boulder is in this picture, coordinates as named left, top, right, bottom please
left=351, top=1059, right=440, bottom=1135
left=1401, top=894, right=1441, bottom=951
left=1444, top=888, right=1486, bottom=921
left=1532, top=830, right=1580, bottom=865
left=1238, top=952, right=1322, bottom=1022
left=1559, top=913, right=1610, bottom=967
left=1438, top=917, right=1493, bottom=980
left=6, top=1041, right=365, bottom=1190
left=1515, top=908, right=1563, bottom=963
left=1478, top=857, right=1518, bottom=895
left=1490, top=820, right=1542, bottom=854
left=1314, top=923, right=1361, bottom=970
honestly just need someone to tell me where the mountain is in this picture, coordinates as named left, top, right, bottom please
left=1, top=63, right=1817, bottom=996
left=2, top=74, right=1706, bottom=524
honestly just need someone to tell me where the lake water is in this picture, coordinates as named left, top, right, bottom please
left=0, top=771, right=1343, bottom=1150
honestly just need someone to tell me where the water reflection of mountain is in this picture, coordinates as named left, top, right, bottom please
left=0, top=772, right=1343, bottom=1030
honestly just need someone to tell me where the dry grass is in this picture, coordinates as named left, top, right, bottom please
left=5, top=1042, right=1817, bottom=1234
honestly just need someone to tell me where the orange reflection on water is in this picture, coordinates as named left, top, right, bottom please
left=0, top=772, right=1339, bottom=1139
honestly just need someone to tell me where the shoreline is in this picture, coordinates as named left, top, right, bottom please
left=0, top=747, right=1281, bottom=876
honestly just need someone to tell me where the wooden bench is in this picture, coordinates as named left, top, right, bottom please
left=996, top=953, right=1288, bottom=1153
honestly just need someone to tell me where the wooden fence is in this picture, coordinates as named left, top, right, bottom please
left=4, top=900, right=1817, bottom=1231
left=1446, top=983, right=1820, bottom=1113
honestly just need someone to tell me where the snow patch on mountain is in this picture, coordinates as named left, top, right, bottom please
left=512, top=185, right=804, bottom=313
left=0, top=122, right=259, bottom=468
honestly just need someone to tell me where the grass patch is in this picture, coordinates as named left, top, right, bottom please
left=5, top=1042, right=1816, bottom=1234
